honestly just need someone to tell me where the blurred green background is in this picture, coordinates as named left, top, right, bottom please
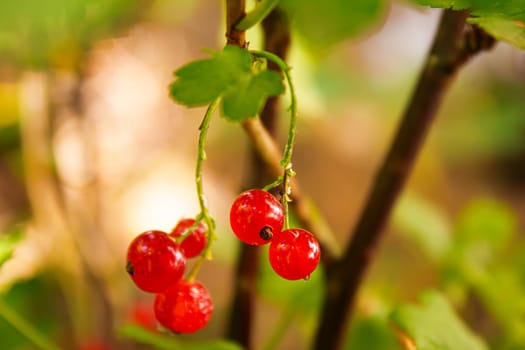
left=0, top=0, right=524, bottom=349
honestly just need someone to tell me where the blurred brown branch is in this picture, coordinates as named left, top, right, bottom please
left=314, top=9, right=496, bottom=350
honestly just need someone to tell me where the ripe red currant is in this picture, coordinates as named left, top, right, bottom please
left=154, top=280, right=213, bottom=333
left=169, top=218, right=207, bottom=258
left=230, top=189, right=284, bottom=245
left=126, top=230, right=186, bottom=293
left=268, top=228, right=321, bottom=280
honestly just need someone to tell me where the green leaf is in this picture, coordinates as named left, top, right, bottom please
left=118, top=325, right=243, bottom=350
left=221, top=70, right=284, bottom=121
left=345, top=315, right=401, bottom=350
left=169, top=45, right=252, bottom=107
left=392, top=191, right=452, bottom=262
left=169, top=45, right=285, bottom=122
left=0, top=0, right=140, bottom=68
left=0, top=230, right=24, bottom=268
left=411, top=0, right=525, bottom=49
left=455, top=198, right=515, bottom=249
left=281, top=0, right=386, bottom=51
left=390, top=291, right=488, bottom=350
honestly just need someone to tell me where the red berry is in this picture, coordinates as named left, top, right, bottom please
left=230, top=189, right=284, bottom=245
left=126, top=230, right=186, bottom=293
left=154, top=280, right=213, bottom=333
left=268, top=228, right=321, bottom=280
left=170, top=219, right=207, bottom=258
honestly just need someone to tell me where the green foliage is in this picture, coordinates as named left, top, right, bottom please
left=0, top=277, right=62, bottom=350
left=119, top=325, right=243, bottom=350
left=391, top=291, right=488, bottom=350
left=345, top=315, right=401, bottom=350
left=444, top=198, right=516, bottom=281
left=0, top=0, right=139, bottom=68
left=392, top=191, right=452, bottom=262
left=280, top=0, right=386, bottom=51
left=440, top=199, right=525, bottom=347
left=411, top=0, right=525, bottom=48
left=454, top=198, right=515, bottom=250
left=169, top=45, right=284, bottom=121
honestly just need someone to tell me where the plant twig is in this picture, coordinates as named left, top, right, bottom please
left=313, top=9, right=496, bottom=350
left=224, top=1, right=254, bottom=348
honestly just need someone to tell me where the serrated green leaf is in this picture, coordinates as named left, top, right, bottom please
left=118, top=325, right=243, bottom=350
left=169, top=45, right=253, bottom=107
left=221, top=70, right=284, bottom=121
left=281, top=0, right=386, bottom=51
left=390, top=291, right=488, bottom=350
left=0, top=230, right=24, bottom=268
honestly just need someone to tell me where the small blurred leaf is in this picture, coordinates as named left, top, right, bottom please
left=345, top=315, right=401, bottom=350
left=0, top=230, right=24, bottom=268
left=391, top=291, right=488, bottom=350
left=392, top=191, right=451, bottom=262
left=281, top=0, right=386, bottom=51
left=455, top=198, right=515, bottom=249
left=119, top=325, right=243, bottom=350
left=0, top=0, right=141, bottom=68
left=472, top=268, right=525, bottom=343
left=221, top=70, right=284, bottom=121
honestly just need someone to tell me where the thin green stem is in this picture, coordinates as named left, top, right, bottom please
left=236, top=0, right=280, bottom=31
left=186, top=99, right=220, bottom=282
left=251, top=50, right=297, bottom=229
left=0, top=298, right=61, bottom=350
left=250, top=50, right=297, bottom=167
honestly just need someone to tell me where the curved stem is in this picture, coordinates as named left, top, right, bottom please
left=250, top=50, right=297, bottom=168
left=250, top=50, right=297, bottom=230
left=186, top=99, right=220, bottom=282
left=0, top=298, right=61, bottom=350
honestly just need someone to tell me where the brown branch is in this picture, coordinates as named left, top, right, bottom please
left=313, top=10, right=495, bottom=350
left=226, top=0, right=246, bottom=46
left=224, top=0, right=253, bottom=347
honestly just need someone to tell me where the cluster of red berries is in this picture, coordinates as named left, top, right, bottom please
left=230, top=189, right=321, bottom=280
left=126, top=219, right=213, bottom=333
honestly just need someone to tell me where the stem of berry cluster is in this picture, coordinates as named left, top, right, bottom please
left=251, top=50, right=298, bottom=230
left=186, top=98, right=220, bottom=282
